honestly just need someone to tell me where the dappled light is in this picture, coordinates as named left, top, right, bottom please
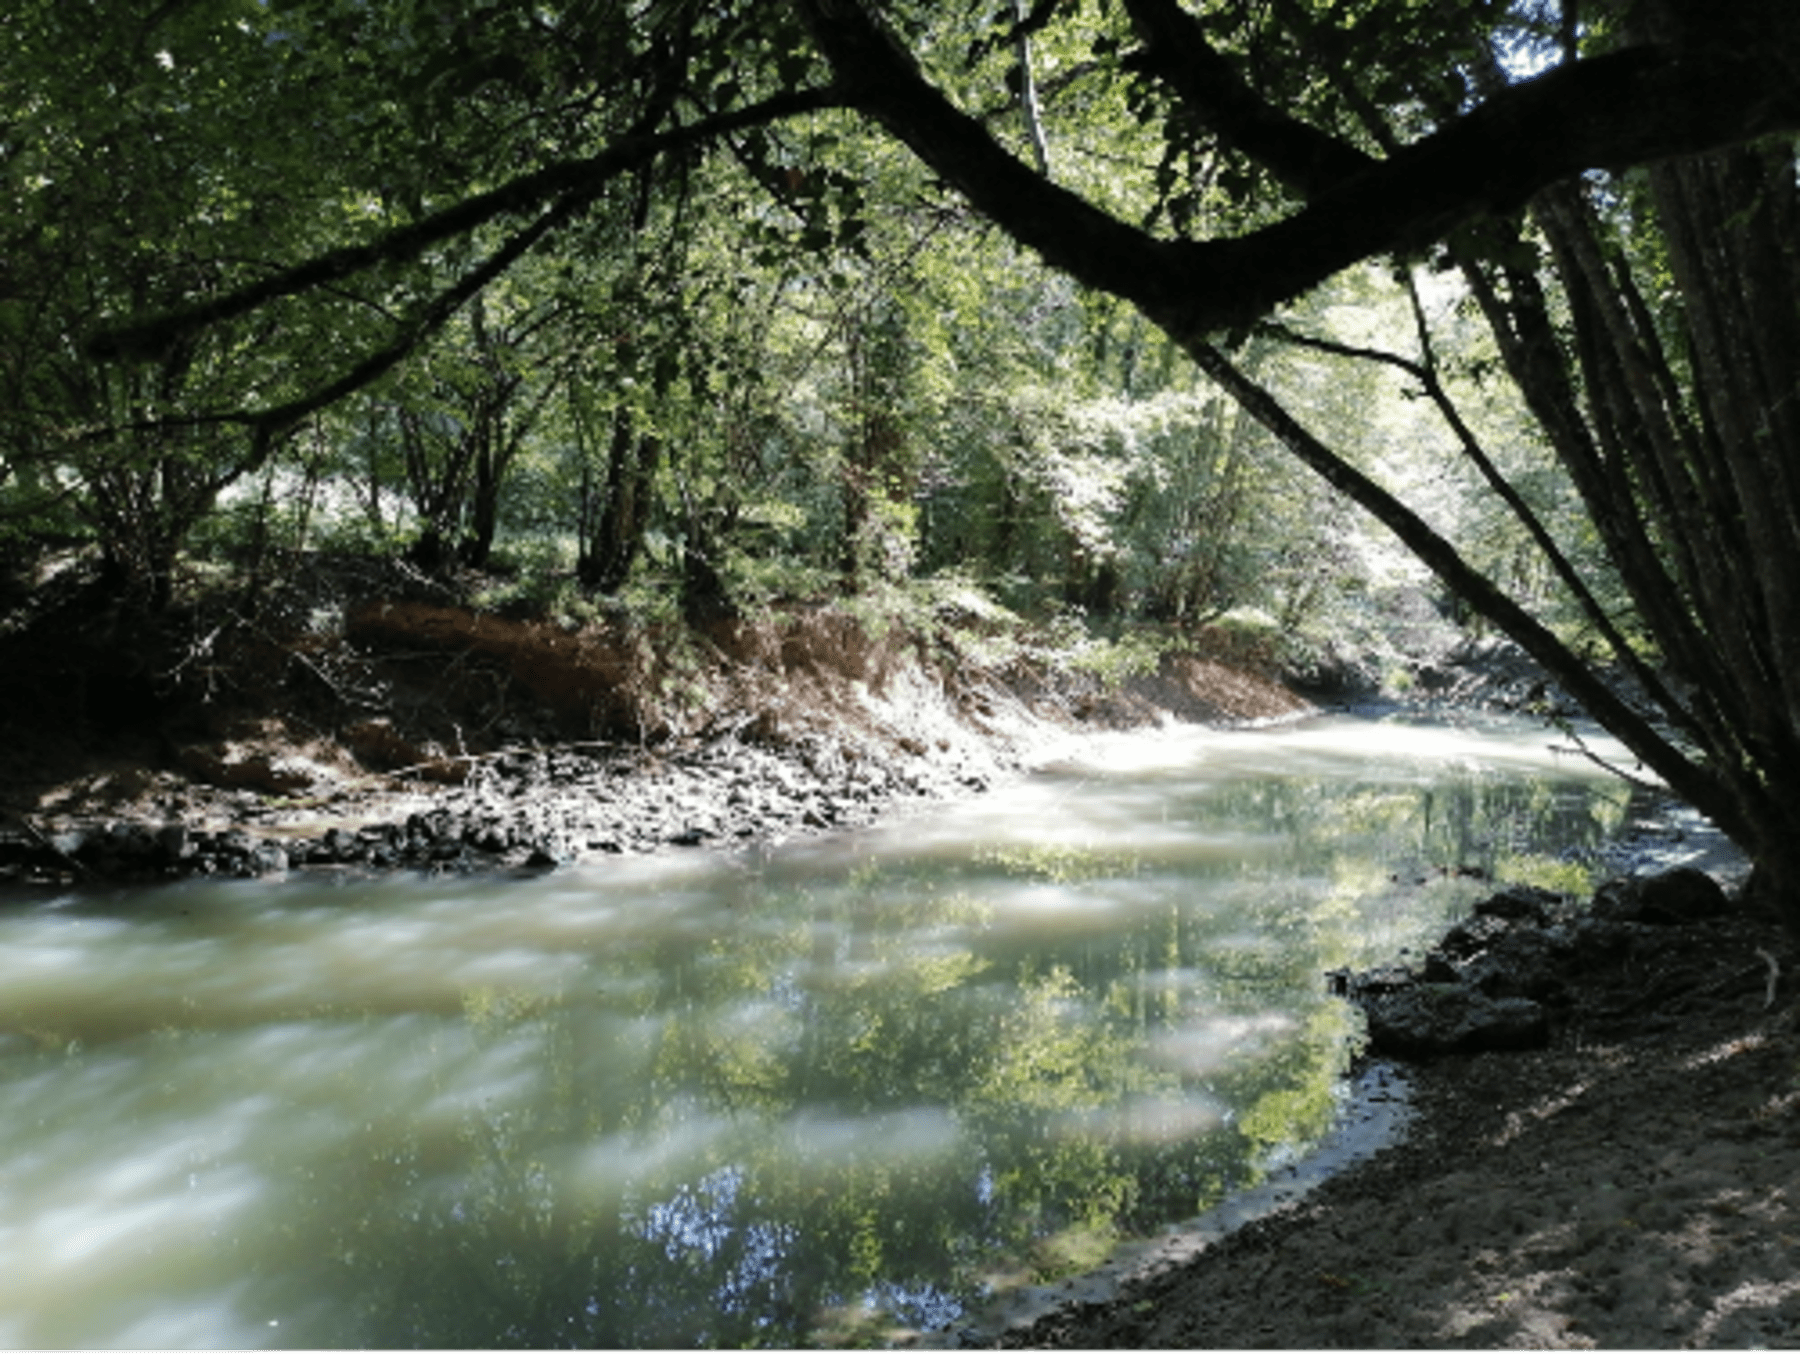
left=3, top=0, right=1797, bottom=1346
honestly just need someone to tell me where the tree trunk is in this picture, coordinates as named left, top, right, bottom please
left=578, top=407, right=662, bottom=593
left=839, top=297, right=916, bottom=587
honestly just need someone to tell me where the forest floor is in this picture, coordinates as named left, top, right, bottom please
left=4, top=554, right=1796, bottom=1349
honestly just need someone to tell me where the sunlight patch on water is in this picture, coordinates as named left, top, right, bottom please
left=984, top=880, right=1130, bottom=921
left=1057, top=713, right=1643, bottom=783
left=1147, top=1012, right=1299, bottom=1079
left=1053, top=1091, right=1229, bottom=1145
left=784, top=1106, right=962, bottom=1174
left=570, top=1111, right=742, bottom=1201
left=0, top=1059, right=275, bottom=1346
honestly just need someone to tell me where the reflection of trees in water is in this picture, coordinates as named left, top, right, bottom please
left=269, top=765, right=1629, bottom=1344
left=1189, top=768, right=1631, bottom=884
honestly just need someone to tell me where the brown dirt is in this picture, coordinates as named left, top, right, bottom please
left=993, top=906, right=1800, bottom=1350
left=0, top=561, right=1309, bottom=867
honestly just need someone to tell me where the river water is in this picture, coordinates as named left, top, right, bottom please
left=0, top=711, right=1649, bottom=1347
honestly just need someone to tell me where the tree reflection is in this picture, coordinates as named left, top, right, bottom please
left=245, top=757, right=1629, bottom=1347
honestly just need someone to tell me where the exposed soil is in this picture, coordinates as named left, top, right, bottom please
left=0, top=552, right=1309, bottom=886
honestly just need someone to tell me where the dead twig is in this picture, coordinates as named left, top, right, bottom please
left=385, top=743, right=540, bottom=779
left=1755, top=947, right=1781, bottom=1010
left=1549, top=718, right=1664, bottom=793
left=17, top=815, right=92, bottom=878
left=287, top=647, right=387, bottom=708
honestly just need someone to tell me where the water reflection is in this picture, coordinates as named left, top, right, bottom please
left=0, top=713, right=1639, bottom=1346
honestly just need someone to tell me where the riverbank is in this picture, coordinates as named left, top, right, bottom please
left=0, top=558, right=1311, bottom=887
left=987, top=811, right=1800, bottom=1349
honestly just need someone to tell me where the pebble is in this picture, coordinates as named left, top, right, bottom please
left=0, top=729, right=1007, bottom=885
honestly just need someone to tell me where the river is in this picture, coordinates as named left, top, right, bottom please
left=0, top=711, right=1652, bottom=1347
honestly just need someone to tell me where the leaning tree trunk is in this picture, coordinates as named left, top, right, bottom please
left=1462, top=133, right=1800, bottom=935
left=1639, top=140, right=1800, bottom=918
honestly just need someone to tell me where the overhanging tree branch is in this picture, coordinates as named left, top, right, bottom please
left=71, top=197, right=575, bottom=457
left=794, top=0, right=1800, bottom=335
left=1182, top=334, right=1751, bottom=844
left=85, top=85, right=844, bottom=363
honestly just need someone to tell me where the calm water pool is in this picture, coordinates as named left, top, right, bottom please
left=0, top=712, right=1645, bottom=1346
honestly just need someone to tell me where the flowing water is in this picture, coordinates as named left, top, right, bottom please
left=0, top=711, right=1651, bottom=1347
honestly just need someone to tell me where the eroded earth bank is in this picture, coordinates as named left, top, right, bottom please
left=0, top=557, right=1307, bottom=888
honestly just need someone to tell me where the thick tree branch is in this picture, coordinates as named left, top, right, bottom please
left=86, top=86, right=843, bottom=362
left=1121, top=0, right=1376, bottom=195
left=793, top=0, right=1188, bottom=317
left=794, top=0, right=1800, bottom=336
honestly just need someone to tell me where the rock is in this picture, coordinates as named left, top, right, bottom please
left=1458, top=927, right=1568, bottom=1002
left=236, top=842, right=288, bottom=877
left=523, top=834, right=576, bottom=869
left=101, top=820, right=157, bottom=861
left=1593, top=866, right=1728, bottom=925
left=48, top=827, right=89, bottom=859
left=1420, top=952, right=1461, bottom=983
left=158, top=823, right=195, bottom=863
left=1436, top=913, right=1513, bottom=961
left=1566, top=913, right=1636, bottom=961
left=1474, top=884, right=1561, bottom=925
left=470, top=823, right=513, bottom=853
left=1362, top=985, right=1550, bottom=1058
left=1328, top=963, right=1414, bottom=998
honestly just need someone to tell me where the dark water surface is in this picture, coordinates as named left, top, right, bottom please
left=0, top=712, right=1643, bottom=1347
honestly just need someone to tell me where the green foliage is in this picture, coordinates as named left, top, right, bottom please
left=1494, top=853, right=1593, bottom=898
left=0, top=0, right=1447, bottom=640
left=976, top=843, right=1142, bottom=884
left=1064, top=630, right=1168, bottom=689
